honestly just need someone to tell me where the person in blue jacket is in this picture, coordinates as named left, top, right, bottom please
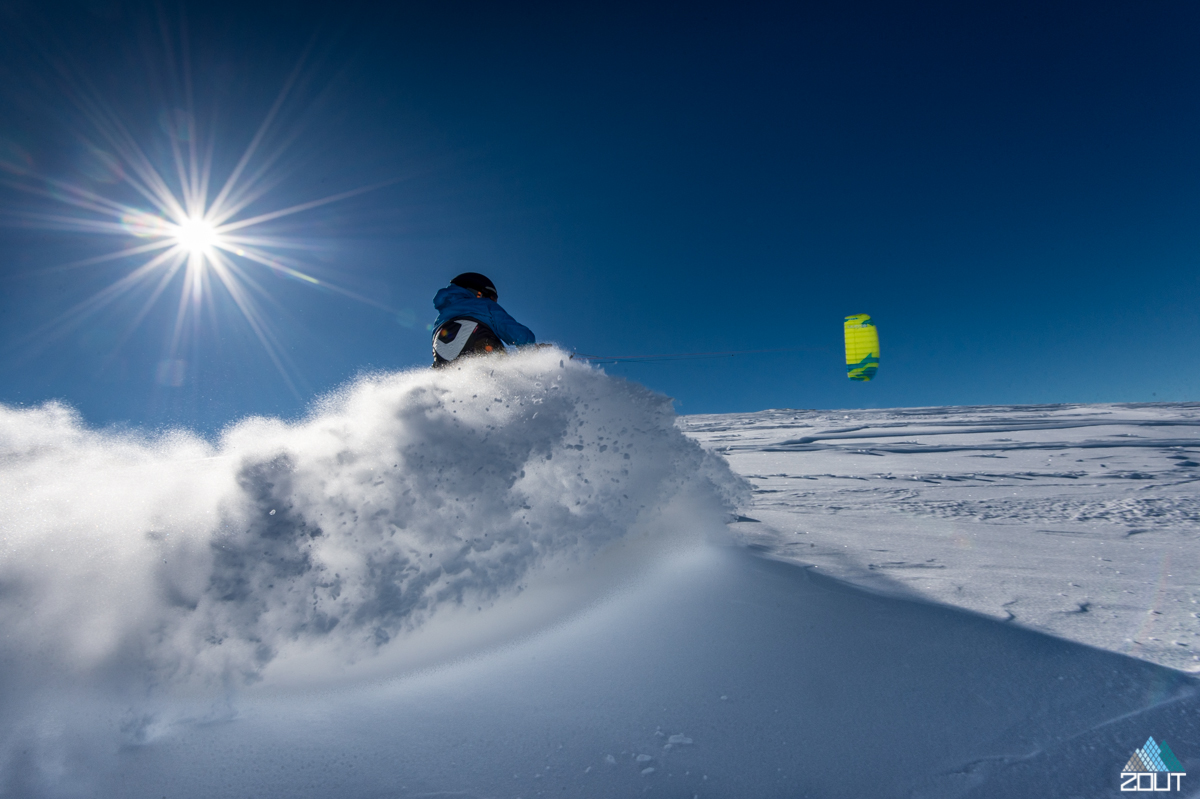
left=431, top=272, right=536, bottom=367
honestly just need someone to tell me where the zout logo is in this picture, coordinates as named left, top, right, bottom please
left=1120, top=737, right=1185, bottom=792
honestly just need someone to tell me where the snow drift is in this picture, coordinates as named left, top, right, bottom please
left=0, top=348, right=745, bottom=695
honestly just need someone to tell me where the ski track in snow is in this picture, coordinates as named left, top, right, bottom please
left=681, top=402, right=1200, bottom=674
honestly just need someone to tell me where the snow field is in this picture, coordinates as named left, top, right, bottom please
left=4, top=370, right=1199, bottom=798
left=682, top=402, right=1200, bottom=672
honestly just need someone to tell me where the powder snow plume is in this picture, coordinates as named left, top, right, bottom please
left=0, top=348, right=746, bottom=697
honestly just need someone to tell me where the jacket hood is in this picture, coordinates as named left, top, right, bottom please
left=434, top=284, right=478, bottom=311
left=431, top=283, right=535, bottom=347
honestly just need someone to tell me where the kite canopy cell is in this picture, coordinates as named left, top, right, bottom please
left=844, top=314, right=879, bottom=382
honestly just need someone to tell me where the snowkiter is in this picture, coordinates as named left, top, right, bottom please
left=431, top=272, right=536, bottom=367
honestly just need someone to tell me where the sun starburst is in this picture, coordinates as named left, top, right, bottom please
left=0, top=41, right=396, bottom=397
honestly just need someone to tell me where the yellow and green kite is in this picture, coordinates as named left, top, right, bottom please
left=844, top=314, right=879, bottom=382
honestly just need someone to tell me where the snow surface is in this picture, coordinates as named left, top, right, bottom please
left=681, top=403, right=1200, bottom=674
left=0, top=352, right=1197, bottom=797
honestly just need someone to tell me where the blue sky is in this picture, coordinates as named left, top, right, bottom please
left=1, top=0, right=1198, bottom=431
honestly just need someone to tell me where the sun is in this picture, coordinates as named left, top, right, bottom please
left=171, top=217, right=221, bottom=258
left=0, top=30, right=398, bottom=400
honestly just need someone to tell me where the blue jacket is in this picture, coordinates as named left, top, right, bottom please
left=432, top=285, right=536, bottom=346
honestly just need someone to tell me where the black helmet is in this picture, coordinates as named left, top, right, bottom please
left=450, top=272, right=497, bottom=301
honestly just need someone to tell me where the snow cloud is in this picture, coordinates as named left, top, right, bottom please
left=0, top=349, right=746, bottom=695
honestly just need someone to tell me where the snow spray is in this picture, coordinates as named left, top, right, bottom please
left=0, top=348, right=746, bottom=700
